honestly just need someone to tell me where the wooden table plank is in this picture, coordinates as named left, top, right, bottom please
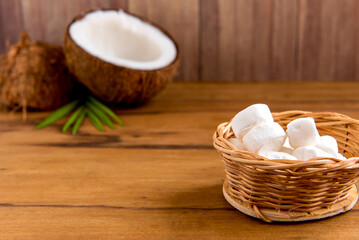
left=1, top=207, right=359, bottom=240
left=1, top=82, right=359, bottom=239
left=0, top=148, right=224, bottom=208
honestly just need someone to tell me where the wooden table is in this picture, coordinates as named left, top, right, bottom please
left=1, top=82, right=359, bottom=239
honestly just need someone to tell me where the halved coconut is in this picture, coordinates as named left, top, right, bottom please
left=64, top=9, right=179, bottom=105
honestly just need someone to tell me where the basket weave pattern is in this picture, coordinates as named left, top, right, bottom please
left=213, top=111, right=359, bottom=219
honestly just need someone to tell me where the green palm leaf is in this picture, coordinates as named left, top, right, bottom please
left=62, top=105, right=85, bottom=133
left=72, top=108, right=87, bottom=135
left=86, top=102, right=115, bottom=129
left=88, top=96, right=124, bottom=126
left=36, top=100, right=79, bottom=129
left=87, top=108, right=104, bottom=131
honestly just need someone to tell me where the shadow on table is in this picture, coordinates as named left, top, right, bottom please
left=162, top=182, right=351, bottom=227
left=165, top=183, right=229, bottom=210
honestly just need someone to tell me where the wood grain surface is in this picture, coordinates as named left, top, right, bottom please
left=0, top=0, right=23, bottom=53
left=297, top=0, right=359, bottom=81
left=128, top=0, right=199, bottom=81
left=1, top=0, right=359, bottom=81
left=1, top=82, right=359, bottom=239
left=210, top=0, right=297, bottom=81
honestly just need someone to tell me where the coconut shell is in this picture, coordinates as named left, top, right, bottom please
left=0, top=33, right=75, bottom=110
left=64, top=10, right=179, bottom=106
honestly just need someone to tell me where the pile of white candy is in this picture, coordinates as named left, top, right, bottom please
left=228, top=104, right=346, bottom=161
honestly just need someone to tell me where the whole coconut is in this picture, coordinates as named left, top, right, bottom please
left=0, top=33, right=75, bottom=114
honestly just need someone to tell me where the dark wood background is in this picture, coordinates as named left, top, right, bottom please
left=0, top=0, right=358, bottom=81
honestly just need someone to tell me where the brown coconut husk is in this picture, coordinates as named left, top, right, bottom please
left=0, top=33, right=75, bottom=119
left=64, top=9, right=180, bottom=106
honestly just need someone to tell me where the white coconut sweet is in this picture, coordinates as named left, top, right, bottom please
left=231, top=104, right=273, bottom=140
left=281, top=146, right=294, bottom=155
left=242, top=122, right=286, bottom=153
left=336, top=153, right=347, bottom=160
left=229, top=104, right=348, bottom=162
left=258, top=150, right=297, bottom=160
left=228, top=138, right=245, bottom=150
left=281, top=138, right=294, bottom=154
left=292, top=146, right=334, bottom=161
left=315, top=135, right=339, bottom=157
left=286, top=117, right=320, bottom=148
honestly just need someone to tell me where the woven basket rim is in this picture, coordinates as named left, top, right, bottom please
left=213, top=110, right=359, bottom=169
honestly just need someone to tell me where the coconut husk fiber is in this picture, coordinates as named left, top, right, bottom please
left=0, top=32, right=75, bottom=116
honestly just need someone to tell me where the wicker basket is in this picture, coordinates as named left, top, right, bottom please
left=213, top=111, right=359, bottom=222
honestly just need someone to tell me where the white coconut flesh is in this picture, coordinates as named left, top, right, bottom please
left=69, top=10, right=177, bottom=70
